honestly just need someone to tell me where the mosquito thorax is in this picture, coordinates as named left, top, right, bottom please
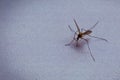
left=75, top=33, right=82, bottom=40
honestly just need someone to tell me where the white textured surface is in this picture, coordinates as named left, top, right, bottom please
left=0, top=0, right=120, bottom=80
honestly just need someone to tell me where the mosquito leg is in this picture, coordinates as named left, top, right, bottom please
left=73, top=19, right=81, bottom=33
left=65, top=32, right=77, bottom=46
left=76, top=40, right=79, bottom=47
left=68, top=25, right=76, bottom=33
left=88, top=35, right=108, bottom=42
left=89, top=21, right=99, bottom=30
left=65, top=39, right=74, bottom=46
left=82, top=38, right=95, bottom=62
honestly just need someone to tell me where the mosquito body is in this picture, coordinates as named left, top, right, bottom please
left=76, top=30, right=92, bottom=40
left=65, top=19, right=108, bottom=61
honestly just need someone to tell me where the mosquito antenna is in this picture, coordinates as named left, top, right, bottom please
left=89, top=21, right=99, bottom=30
left=82, top=38, right=95, bottom=61
left=88, top=35, right=108, bottom=42
left=73, top=19, right=80, bottom=32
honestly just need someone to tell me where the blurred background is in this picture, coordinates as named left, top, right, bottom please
left=0, top=0, right=120, bottom=80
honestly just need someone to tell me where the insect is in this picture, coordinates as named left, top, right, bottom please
left=65, top=19, right=108, bottom=61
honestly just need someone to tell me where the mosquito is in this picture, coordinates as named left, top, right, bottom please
left=65, top=19, right=108, bottom=61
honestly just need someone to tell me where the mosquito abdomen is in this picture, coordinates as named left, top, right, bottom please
left=83, top=30, right=92, bottom=35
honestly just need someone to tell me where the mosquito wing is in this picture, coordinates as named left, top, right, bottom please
left=73, top=19, right=80, bottom=32
left=89, top=21, right=99, bottom=30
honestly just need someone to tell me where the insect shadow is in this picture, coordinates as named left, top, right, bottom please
left=65, top=19, right=108, bottom=62
left=70, top=38, right=90, bottom=52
